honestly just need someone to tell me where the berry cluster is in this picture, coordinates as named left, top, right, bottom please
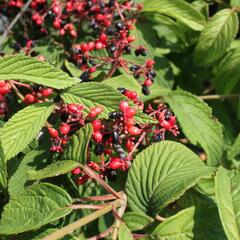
left=0, top=81, right=11, bottom=115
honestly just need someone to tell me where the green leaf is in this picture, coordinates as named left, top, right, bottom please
left=126, top=141, right=213, bottom=215
left=28, top=160, right=79, bottom=180
left=164, top=90, right=223, bottom=167
left=0, top=55, right=77, bottom=89
left=231, top=0, right=240, bottom=7
left=123, top=212, right=154, bottom=231
left=61, top=124, right=92, bottom=162
left=142, top=0, right=206, bottom=31
left=0, top=183, right=72, bottom=235
left=0, top=102, right=54, bottom=161
left=152, top=206, right=226, bottom=240
left=118, top=223, right=134, bottom=240
left=215, top=167, right=240, bottom=240
left=64, top=59, right=81, bottom=78
left=0, top=141, right=7, bottom=190
left=214, top=47, right=240, bottom=94
left=61, top=82, right=125, bottom=118
left=8, top=150, right=49, bottom=196
left=227, top=133, right=240, bottom=160
left=194, top=9, right=238, bottom=67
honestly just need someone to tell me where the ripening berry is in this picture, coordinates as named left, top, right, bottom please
left=77, top=175, right=88, bottom=185
left=168, top=116, right=176, bottom=125
left=67, top=104, right=79, bottom=114
left=81, top=43, right=89, bottom=53
left=127, top=36, right=135, bottom=43
left=128, top=126, right=141, bottom=136
left=41, top=88, right=53, bottom=97
left=93, top=131, right=103, bottom=142
left=52, top=5, right=60, bottom=14
left=125, top=139, right=134, bottom=152
left=146, top=59, right=155, bottom=68
left=108, top=157, right=124, bottom=170
left=88, top=106, right=103, bottom=118
left=119, top=101, right=129, bottom=112
left=92, top=119, right=102, bottom=130
left=89, top=67, right=97, bottom=73
left=48, top=128, right=59, bottom=138
left=95, top=41, right=105, bottom=50
left=70, top=30, right=77, bottom=38
left=71, top=167, right=81, bottom=175
left=53, top=19, right=61, bottom=29
left=125, top=117, right=135, bottom=127
left=160, top=120, right=172, bottom=130
left=144, top=79, right=153, bottom=86
left=60, top=123, right=71, bottom=135
left=125, top=108, right=136, bottom=118
left=99, top=33, right=108, bottom=43
left=23, top=94, right=36, bottom=105
left=0, top=85, right=11, bottom=95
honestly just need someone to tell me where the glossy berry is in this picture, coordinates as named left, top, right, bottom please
left=60, top=123, right=71, bottom=135
left=92, top=119, right=102, bottom=130
left=144, top=79, right=153, bottom=86
left=108, top=157, right=124, bottom=170
left=146, top=59, right=155, bottom=68
left=93, top=131, right=103, bottom=142
left=119, top=101, right=129, bottom=112
left=128, top=126, right=141, bottom=136
left=115, top=22, right=125, bottom=31
left=142, top=86, right=150, bottom=95
left=67, top=104, right=79, bottom=114
left=80, top=71, right=90, bottom=82
left=48, top=128, right=59, bottom=139
left=125, top=108, right=136, bottom=118
left=154, top=134, right=163, bottom=142
left=89, top=106, right=103, bottom=118
left=109, top=111, right=123, bottom=119
left=160, top=120, right=172, bottom=130
left=23, top=94, right=36, bottom=105
left=41, top=88, right=53, bottom=97
left=95, top=143, right=104, bottom=155
left=71, top=167, right=81, bottom=175
left=105, top=169, right=117, bottom=181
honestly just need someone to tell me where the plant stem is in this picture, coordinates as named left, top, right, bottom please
left=104, top=61, right=119, bottom=79
left=199, top=94, right=240, bottom=100
left=42, top=200, right=122, bottom=240
left=80, top=164, right=122, bottom=199
left=0, top=0, right=33, bottom=47
left=155, top=215, right=166, bottom=222
left=87, top=226, right=113, bottom=240
left=9, top=81, right=24, bottom=100
left=76, top=194, right=116, bottom=202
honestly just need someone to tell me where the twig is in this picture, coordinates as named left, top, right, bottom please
left=127, top=132, right=146, bottom=160
left=75, top=194, right=116, bottom=202
left=42, top=199, right=122, bottom=240
left=155, top=215, right=166, bottom=222
left=9, top=81, right=24, bottom=100
left=104, top=61, right=119, bottom=79
left=69, top=203, right=109, bottom=210
left=0, top=0, right=33, bottom=47
left=80, top=164, right=122, bottom=199
left=199, top=94, right=240, bottom=100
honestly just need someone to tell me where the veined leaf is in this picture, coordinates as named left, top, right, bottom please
left=0, top=55, right=77, bottom=89
left=0, top=183, right=72, bottom=235
left=126, top=141, right=213, bottom=215
left=8, top=150, right=49, bottom=196
left=227, top=133, right=240, bottom=160
left=215, top=167, right=240, bottom=240
left=142, top=0, right=206, bottom=31
left=28, top=160, right=79, bottom=180
left=118, top=223, right=134, bottom=240
left=61, top=124, right=92, bottom=162
left=0, top=140, right=7, bottom=190
left=214, top=47, right=240, bottom=94
left=164, top=90, right=223, bottom=167
left=194, top=9, right=238, bottom=67
left=152, top=206, right=226, bottom=240
left=0, top=102, right=54, bottom=161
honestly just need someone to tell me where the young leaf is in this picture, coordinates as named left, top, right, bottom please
left=142, top=0, right=206, bottom=31
left=214, top=47, right=240, bottom=94
left=28, top=160, right=79, bottom=180
left=215, top=167, right=240, bottom=240
left=118, top=223, right=134, bottom=240
left=164, top=90, right=223, bottom=167
left=126, top=141, right=213, bottom=215
left=0, top=102, right=54, bottom=161
left=194, top=9, right=238, bottom=67
left=61, top=124, right=92, bottom=162
left=0, top=55, right=77, bottom=89
left=8, top=150, right=49, bottom=196
left=152, top=206, right=226, bottom=240
left=123, top=212, right=154, bottom=231
left=0, top=183, right=72, bottom=235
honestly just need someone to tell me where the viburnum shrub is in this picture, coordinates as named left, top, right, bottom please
left=0, top=0, right=240, bottom=239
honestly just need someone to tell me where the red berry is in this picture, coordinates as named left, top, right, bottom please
left=89, top=67, right=96, bottom=73
left=88, top=41, right=95, bottom=51
left=92, top=119, right=102, bottom=130
left=144, top=79, right=153, bottom=86
left=95, top=41, right=105, bottom=50
left=0, top=86, right=11, bottom=95
left=77, top=175, right=88, bottom=185
left=127, top=35, right=135, bottom=43
left=93, top=131, right=103, bottom=142
left=52, top=5, right=60, bottom=14
left=23, top=94, right=36, bottom=105
left=48, top=128, right=59, bottom=138
left=125, top=139, right=134, bottom=152
left=146, top=59, right=155, bottom=68
left=125, top=108, right=136, bottom=118
left=125, top=117, right=135, bottom=127
left=41, top=88, right=53, bottom=97
left=81, top=43, right=89, bottom=53
left=60, top=123, right=71, bottom=135
left=119, top=101, right=129, bottom=112
left=53, top=19, right=61, bottom=29
left=128, top=126, right=141, bottom=136
left=67, top=104, right=79, bottom=114
left=108, top=157, right=124, bottom=170
left=160, top=120, right=172, bottom=130
left=88, top=106, right=103, bottom=118
left=71, top=167, right=81, bottom=175
left=168, top=116, right=176, bottom=125
left=99, top=33, right=108, bottom=43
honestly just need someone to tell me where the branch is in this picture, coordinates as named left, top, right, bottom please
left=199, top=94, right=240, bottom=100
left=0, top=0, right=33, bottom=47
left=42, top=200, right=122, bottom=240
